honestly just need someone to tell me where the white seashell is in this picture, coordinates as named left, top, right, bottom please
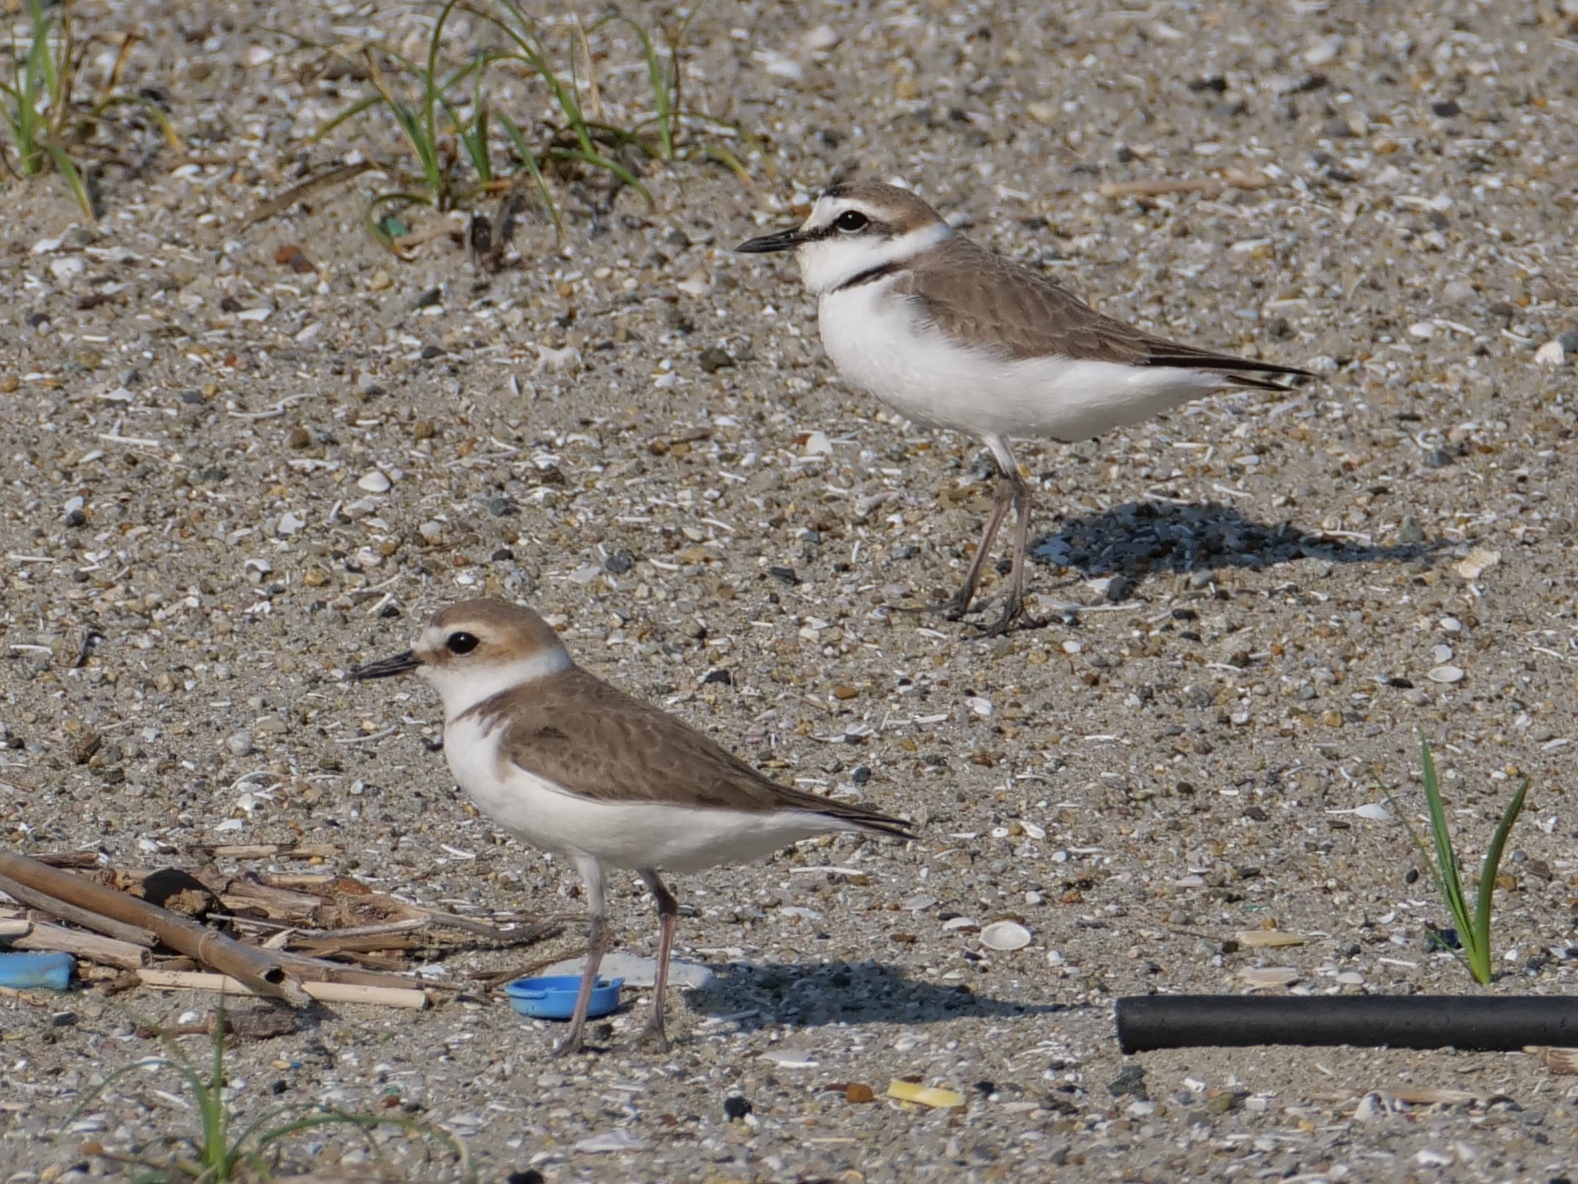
left=246, top=46, right=275, bottom=65
left=1454, top=547, right=1499, bottom=580
left=942, top=916, right=978, bottom=931
left=966, top=696, right=993, bottom=717
left=901, top=893, right=936, bottom=912
left=49, top=256, right=85, bottom=283
left=276, top=511, right=304, bottom=536
left=800, top=430, right=833, bottom=456
left=237, top=306, right=272, bottom=321
left=1427, top=665, right=1465, bottom=684
left=1022, top=821, right=1046, bottom=840
left=1431, top=644, right=1454, bottom=664
left=1328, top=802, right=1392, bottom=822
left=1439, top=616, right=1462, bottom=633
left=1536, top=340, right=1566, bottom=368
left=979, top=920, right=1032, bottom=951
left=1239, top=966, right=1299, bottom=988
left=758, top=1048, right=818, bottom=1067
left=535, top=344, right=583, bottom=373
left=357, top=469, right=392, bottom=493
left=803, top=25, right=841, bottom=51
left=676, top=274, right=711, bottom=296
left=1303, top=35, right=1343, bottom=65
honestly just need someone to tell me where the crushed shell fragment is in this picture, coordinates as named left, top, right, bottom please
left=887, top=1080, right=965, bottom=1109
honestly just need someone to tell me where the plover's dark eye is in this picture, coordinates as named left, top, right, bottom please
left=445, top=632, right=479, bottom=655
left=834, top=210, right=869, bottom=233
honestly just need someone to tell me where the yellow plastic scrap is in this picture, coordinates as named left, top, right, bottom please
left=886, top=1080, right=965, bottom=1109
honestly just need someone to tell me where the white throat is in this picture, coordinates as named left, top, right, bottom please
left=421, top=648, right=573, bottom=722
left=796, top=223, right=952, bottom=297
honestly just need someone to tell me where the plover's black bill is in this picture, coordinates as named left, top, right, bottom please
left=735, top=227, right=804, bottom=254
left=349, top=649, right=421, bottom=680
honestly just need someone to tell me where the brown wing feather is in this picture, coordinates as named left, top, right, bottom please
left=471, top=669, right=913, bottom=840
left=902, top=237, right=1311, bottom=386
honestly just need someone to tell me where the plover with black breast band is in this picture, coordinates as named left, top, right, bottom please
left=352, top=598, right=913, bottom=1055
left=738, top=181, right=1312, bottom=635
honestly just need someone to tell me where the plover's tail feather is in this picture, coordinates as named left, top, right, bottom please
left=1139, top=339, right=1314, bottom=389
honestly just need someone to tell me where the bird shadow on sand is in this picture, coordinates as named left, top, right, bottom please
left=1027, top=499, right=1441, bottom=584
left=682, top=958, right=1059, bottom=1032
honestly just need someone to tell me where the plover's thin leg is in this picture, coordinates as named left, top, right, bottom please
left=633, top=869, right=678, bottom=1051
left=555, top=856, right=609, bottom=1057
left=928, top=461, right=1017, bottom=621
left=979, top=460, right=1036, bottom=638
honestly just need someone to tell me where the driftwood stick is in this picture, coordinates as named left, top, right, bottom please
left=10, top=921, right=150, bottom=970
left=0, top=919, right=29, bottom=939
left=0, top=873, right=160, bottom=947
left=138, top=968, right=428, bottom=1009
left=0, top=852, right=308, bottom=1005
left=267, top=948, right=462, bottom=991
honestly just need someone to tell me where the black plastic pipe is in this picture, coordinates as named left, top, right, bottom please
left=1116, top=994, right=1578, bottom=1054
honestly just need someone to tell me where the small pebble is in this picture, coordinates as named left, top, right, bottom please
left=225, top=731, right=254, bottom=758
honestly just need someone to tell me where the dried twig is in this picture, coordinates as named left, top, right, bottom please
left=0, top=852, right=308, bottom=1004
left=138, top=968, right=428, bottom=1009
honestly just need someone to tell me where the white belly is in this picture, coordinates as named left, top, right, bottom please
left=817, top=281, right=1226, bottom=442
left=443, top=715, right=860, bottom=872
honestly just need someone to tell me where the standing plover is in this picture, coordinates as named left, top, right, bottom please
left=738, top=181, right=1311, bottom=634
left=353, top=599, right=911, bottom=1055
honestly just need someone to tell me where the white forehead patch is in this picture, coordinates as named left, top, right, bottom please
left=802, top=195, right=884, bottom=233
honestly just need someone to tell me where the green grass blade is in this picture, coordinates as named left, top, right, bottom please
left=1471, top=775, right=1529, bottom=980
left=312, top=92, right=384, bottom=140
left=42, top=142, right=92, bottom=217
left=1417, top=737, right=1474, bottom=940
left=546, top=145, right=651, bottom=205
left=425, top=0, right=460, bottom=166
left=497, top=111, right=560, bottom=237
left=696, top=140, right=755, bottom=187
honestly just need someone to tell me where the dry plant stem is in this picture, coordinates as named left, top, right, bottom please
left=10, top=921, right=150, bottom=969
left=0, top=852, right=309, bottom=1004
left=240, top=160, right=376, bottom=228
left=1097, top=171, right=1273, bottom=199
left=0, top=872, right=159, bottom=946
left=138, top=968, right=429, bottom=1009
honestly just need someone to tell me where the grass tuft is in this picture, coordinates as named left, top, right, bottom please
left=3, top=0, right=183, bottom=220
left=1382, top=734, right=1530, bottom=985
left=69, top=994, right=474, bottom=1182
left=315, top=0, right=763, bottom=256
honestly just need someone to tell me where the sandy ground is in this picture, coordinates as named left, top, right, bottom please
left=2, top=0, right=1578, bottom=1179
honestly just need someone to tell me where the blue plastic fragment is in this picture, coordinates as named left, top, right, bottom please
left=0, top=951, right=75, bottom=991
